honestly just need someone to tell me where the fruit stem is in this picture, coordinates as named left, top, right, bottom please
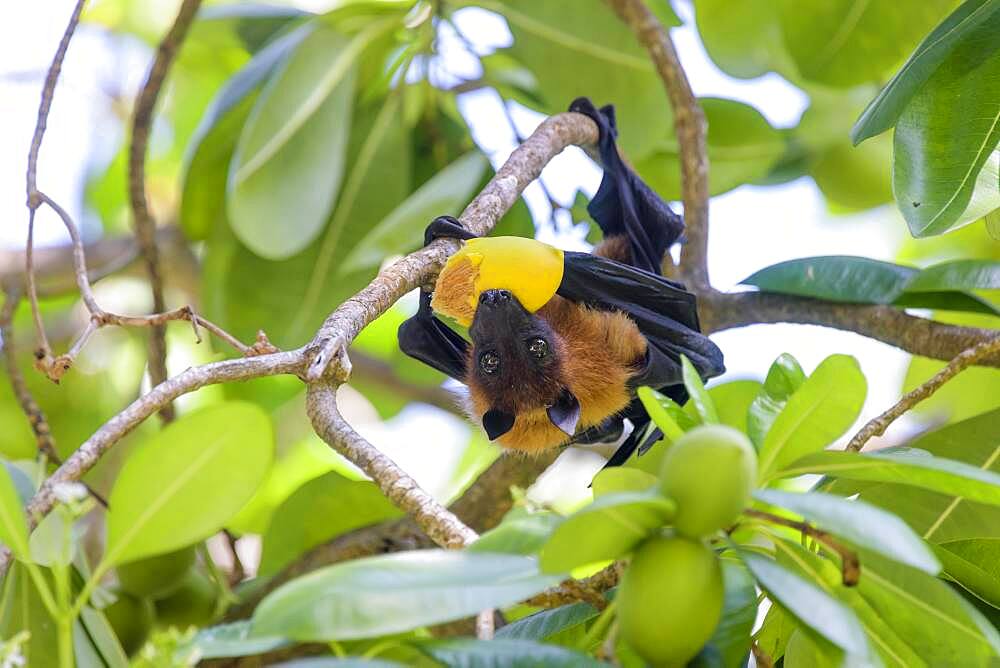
left=579, top=599, right=618, bottom=652
left=743, top=509, right=860, bottom=586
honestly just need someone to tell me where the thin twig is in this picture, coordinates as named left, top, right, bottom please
left=846, top=335, right=1000, bottom=452
left=2, top=290, right=108, bottom=508
left=24, top=0, right=88, bottom=367
left=128, top=0, right=204, bottom=422
left=223, top=530, right=246, bottom=586
left=2, top=292, right=59, bottom=462
left=745, top=509, right=860, bottom=586
left=475, top=610, right=495, bottom=640
left=604, top=0, right=710, bottom=290
left=751, top=639, right=774, bottom=668
left=29, top=191, right=260, bottom=382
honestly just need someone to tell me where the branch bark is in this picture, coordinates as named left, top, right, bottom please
left=846, top=334, right=1000, bottom=451
left=605, top=0, right=710, bottom=290
left=128, top=0, right=204, bottom=422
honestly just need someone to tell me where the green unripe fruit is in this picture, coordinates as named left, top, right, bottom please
left=103, top=589, right=154, bottom=656
left=659, top=425, right=757, bottom=537
left=154, top=569, right=218, bottom=629
left=117, top=545, right=197, bottom=599
left=619, top=535, right=724, bottom=666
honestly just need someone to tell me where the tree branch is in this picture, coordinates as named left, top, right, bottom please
left=846, top=334, right=1000, bottom=451
left=605, top=0, right=710, bottom=290
left=702, top=291, right=1000, bottom=367
left=746, top=509, right=860, bottom=586
left=128, top=0, right=204, bottom=422
left=24, top=0, right=88, bottom=369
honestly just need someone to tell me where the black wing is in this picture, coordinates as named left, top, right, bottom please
left=397, top=289, right=469, bottom=381
left=569, top=97, right=684, bottom=275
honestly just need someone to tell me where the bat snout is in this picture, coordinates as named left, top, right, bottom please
left=479, top=289, right=513, bottom=307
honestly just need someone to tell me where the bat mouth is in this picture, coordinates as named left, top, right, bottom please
left=469, top=289, right=534, bottom=340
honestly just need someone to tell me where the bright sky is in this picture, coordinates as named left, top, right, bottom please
left=2, top=0, right=918, bottom=503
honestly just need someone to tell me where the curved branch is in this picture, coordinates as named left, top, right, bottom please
left=605, top=0, right=710, bottom=290
left=128, top=0, right=204, bottom=422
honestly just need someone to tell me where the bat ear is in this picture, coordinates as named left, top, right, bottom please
left=547, top=389, right=581, bottom=436
left=482, top=408, right=516, bottom=441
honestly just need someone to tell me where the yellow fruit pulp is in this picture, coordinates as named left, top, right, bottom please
left=432, top=237, right=564, bottom=326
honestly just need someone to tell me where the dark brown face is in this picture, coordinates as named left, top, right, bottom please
left=468, top=289, right=580, bottom=440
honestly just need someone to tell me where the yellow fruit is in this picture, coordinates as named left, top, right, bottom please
left=619, top=535, right=724, bottom=666
left=103, top=589, right=154, bottom=656
left=432, top=236, right=565, bottom=326
left=154, top=570, right=217, bottom=629
left=659, top=425, right=757, bottom=537
left=116, top=546, right=197, bottom=599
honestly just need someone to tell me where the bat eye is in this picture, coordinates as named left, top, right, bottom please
left=527, top=338, right=548, bottom=359
left=479, top=350, right=500, bottom=374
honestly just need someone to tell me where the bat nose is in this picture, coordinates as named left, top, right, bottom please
left=479, top=289, right=512, bottom=307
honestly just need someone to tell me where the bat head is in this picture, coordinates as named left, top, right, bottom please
left=467, top=289, right=580, bottom=441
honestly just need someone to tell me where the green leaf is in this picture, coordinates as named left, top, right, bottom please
left=892, top=21, right=1000, bottom=237
left=485, top=0, right=671, bottom=160
left=289, top=92, right=412, bottom=340
left=848, top=409, right=1000, bottom=544
left=204, top=95, right=411, bottom=348
left=853, top=0, right=1000, bottom=143
left=181, top=24, right=311, bottom=240
left=467, top=509, right=561, bottom=556
left=758, top=354, right=867, bottom=479
left=772, top=538, right=928, bottom=667
left=934, top=539, right=1000, bottom=608
left=196, top=5, right=309, bottom=52
left=743, top=256, right=917, bottom=304
left=0, top=459, right=30, bottom=560
left=748, top=353, right=806, bottom=449
left=755, top=602, right=796, bottom=662
left=228, top=20, right=390, bottom=259
left=636, top=386, right=689, bottom=441
left=780, top=449, right=1000, bottom=507
left=0, top=564, right=58, bottom=666
left=105, top=402, right=274, bottom=566
left=738, top=550, right=869, bottom=655
left=250, top=551, right=561, bottom=641
left=259, top=472, right=402, bottom=576
left=906, top=259, right=1000, bottom=291
left=539, top=489, right=675, bottom=574
left=755, top=489, right=941, bottom=573
left=495, top=601, right=600, bottom=642
left=415, top=638, right=605, bottom=668
left=685, top=379, right=763, bottom=434
left=681, top=354, right=719, bottom=424
left=692, top=0, right=789, bottom=79
left=77, top=604, right=130, bottom=668
left=181, top=620, right=291, bottom=659
left=590, top=468, right=658, bottom=498
left=809, top=134, right=894, bottom=212
left=706, top=557, right=757, bottom=668
left=776, top=0, right=956, bottom=88
left=339, top=151, right=489, bottom=274
left=856, top=549, right=1000, bottom=663
left=271, top=659, right=406, bottom=668
left=636, top=98, right=785, bottom=199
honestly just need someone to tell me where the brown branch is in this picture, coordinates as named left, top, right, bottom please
left=2, top=291, right=59, bottom=463
left=605, top=0, right=710, bottom=290
left=846, top=335, right=1000, bottom=452
left=307, top=382, right=479, bottom=549
left=2, top=290, right=109, bottom=508
left=24, top=0, right=88, bottom=370
left=746, top=509, right=860, bottom=586
left=128, top=0, right=203, bottom=422
left=752, top=640, right=774, bottom=668
left=701, top=291, right=1000, bottom=367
